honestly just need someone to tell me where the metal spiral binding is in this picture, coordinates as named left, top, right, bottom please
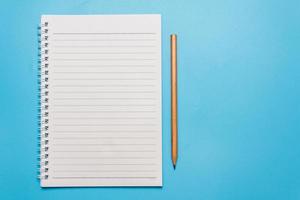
left=38, top=21, right=50, bottom=180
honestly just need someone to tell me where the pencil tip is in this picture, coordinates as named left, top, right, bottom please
left=173, top=164, right=176, bottom=170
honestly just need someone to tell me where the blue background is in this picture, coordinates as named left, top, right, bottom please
left=0, top=0, right=300, bottom=199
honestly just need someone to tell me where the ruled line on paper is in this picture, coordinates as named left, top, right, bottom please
left=53, top=97, right=155, bottom=101
left=53, top=94, right=156, bottom=97
left=53, top=39, right=156, bottom=42
left=52, top=150, right=156, bottom=153
left=52, top=177, right=157, bottom=179
left=51, top=90, right=156, bottom=93
left=53, top=170, right=156, bottom=172
left=53, top=78, right=156, bottom=81
left=53, top=124, right=156, bottom=126
left=51, top=134, right=157, bottom=137
left=51, top=134, right=157, bottom=138
left=52, top=144, right=156, bottom=146
left=52, top=136, right=156, bottom=139
left=52, top=58, right=155, bottom=61
left=52, top=85, right=156, bottom=88
left=52, top=96, right=155, bottom=98
left=52, top=72, right=156, bottom=74
left=52, top=77, right=157, bottom=80
left=55, top=163, right=156, bottom=167
left=53, top=110, right=156, bottom=113
left=52, top=64, right=155, bottom=67
left=53, top=116, right=156, bottom=119
left=52, top=70, right=156, bottom=72
left=52, top=105, right=156, bottom=108
left=53, top=129, right=156, bottom=134
left=52, top=157, right=156, bottom=159
left=53, top=45, right=155, bottom=48
left=53, top=32, right=156, bottom=35
left=52, top=52, right=156, bottom=54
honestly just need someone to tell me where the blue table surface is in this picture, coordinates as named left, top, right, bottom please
left=0, top=0, right=300, bottom=199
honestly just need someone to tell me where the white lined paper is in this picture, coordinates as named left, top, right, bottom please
left=40, top=15, right=161, bottom=187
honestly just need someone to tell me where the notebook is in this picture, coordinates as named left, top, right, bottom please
left=39, top=15, right=162, bottom=187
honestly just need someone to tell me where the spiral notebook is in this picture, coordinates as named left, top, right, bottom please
left=39, top=15, right=162, bottom=187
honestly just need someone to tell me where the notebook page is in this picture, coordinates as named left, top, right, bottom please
left=40, top=15, right=162, bottom=187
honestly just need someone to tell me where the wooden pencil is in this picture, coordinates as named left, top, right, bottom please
left=171, top=34, right=178, bottom=169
